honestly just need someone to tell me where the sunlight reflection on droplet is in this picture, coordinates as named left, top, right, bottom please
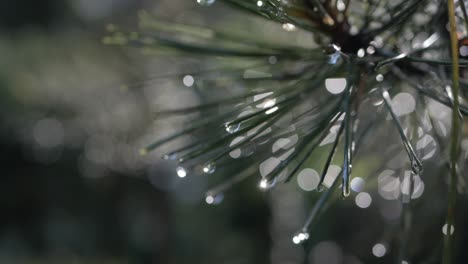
left=355, top=192, right=372, bottom=208
left=257, top=1, right=263, bottom=7
left=205, top=193, right=223, bottom=205
left=293, top=232, right=310, bottom=244
left=372, top=243, right=387, bottom=257
left=297, top=168, right=320, bottom=191
left=325, top=78, right=347, bottom=94
left=176, top=166, right=187, bottom=178
left=203, top=162, right=216, bottom=174
left=197, top=0, right=216, bottom=6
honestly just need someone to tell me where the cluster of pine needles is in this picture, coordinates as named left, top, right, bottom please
left=104, top=0, right=467, bottom=263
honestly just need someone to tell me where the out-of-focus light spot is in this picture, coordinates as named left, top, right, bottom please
left=378, top=169, right=400, bottom=200
left=366, top=46, right=376, bottom=54
left=322, top=165, right=341, bottom=188
left=282, top=23, right=296, bottom=31
left=229, top=136, right=244, bottom=159
left=337, top=0, right=346, bottom=11
left=376, top=74, right=384, bottom=82
left=311, top=241, right=343, bottom=264
left=257, top=0, right=264, bottom=7
left=33, top=118, right=64, bottom=148
left=350, top=177, right=365, bottom=192
left=416, top=134, right=437, bottom=160
left=357, top=48, right=365, bottom=57
left=325, top=78, right=347, bottom=94
left=442, top=223, right=455, bottom=235
left=260, top=157, right=281, bottom=177
left=176, top=166, right=187, bottom=178
left=460, top=46, right=468, bottom=57
left=390, top=93, right=416, bottom=117
left=268, top=56, right=277, bottom=64
left=182, top=75, right=194, bottom=87
left=355, top=192, right=372, bottom=208
left=297, top=168, right=320, bottom=191
left=372, top=243, right=387, bottom=257
left=272, top=135, right=298, bottom=153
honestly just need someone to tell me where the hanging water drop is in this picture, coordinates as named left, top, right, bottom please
left=205, top=193, right=224, bottom=205
left=342, top=183, right=351, bottom=197
left=176, top=166, right=187, bottom=178
left=203, top=162, right=216, bottom=174
left=225, top=122, right=240, bottom=134
left=196, top=0, right=215, bottom=6
left=292, top=231, right=310, bottom=245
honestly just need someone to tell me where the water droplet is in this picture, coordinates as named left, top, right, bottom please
left=259, top=178, right=276, bottom=190
left=225, top=122, right=240, bottom=134
left=328, top=51, right=341, bottom=64
left=342, top=184, right=351, bottom=197
left=292, top=232, right=310, bottom=244
left=203, top=162, right=216, bottom=174
left=196, top=0, right=215, bottom=6
left=176, top=166, right=187, bottom=178
left=205, top=193, right=224, bottom=205
left=163, top=153, right=178, bottom=160
left=257, top=0, right=264, bottom=7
